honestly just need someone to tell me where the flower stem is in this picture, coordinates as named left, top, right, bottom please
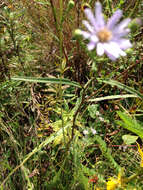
left=125, top=168, right=143, bottom=183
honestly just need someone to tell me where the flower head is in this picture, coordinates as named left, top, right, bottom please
left=107, top=172, right=122, bottom=190
left=107, top=177, right=119, bottom=190
left=137, top=143, right=143, bottom=167
left=79, top=2, right=132, bottom=60
left=90, top=128, right=97, bottom=135
left=83, top=129, right=89, bottom=135
left=107, top=169, right=125, bottom=190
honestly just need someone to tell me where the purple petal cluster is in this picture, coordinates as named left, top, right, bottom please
left=80, top=2, right=132, bottom=60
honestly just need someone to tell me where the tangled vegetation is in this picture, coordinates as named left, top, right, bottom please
left=0, top=0, right=143, bottom=189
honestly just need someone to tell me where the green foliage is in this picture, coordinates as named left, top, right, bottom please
left=122, top=135, right=138, bottom=145
left=93, top=135, right=120, bottom=172
left=0, top=0, right=143, bottom=189
left=88, top=104, right=98, bottom=119
left=117, top=111, right=143, bottom=139
left=50, top=99, right=83, bottom=146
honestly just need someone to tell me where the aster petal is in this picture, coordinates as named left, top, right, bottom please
left=84, top=8, right=98, bottom=31
left=103, top=42, right=126, bottom=59
left=87, top=41, right=96, bottom=50
left=117, top=39, right=132, bottom=50
left=107, top=10, right=122, bottom=30
left=113, top=42, right=126, bottom=57
left=106, top=52, right=117, bottom=61
left=119, top=50, right=126, bottom=56
left=90, top=35, right=99, bottom=43
left=113, top=18, right=131, bottom=33
left=112, top=28, right=130, bottom=38
left=80, top=31, right=91, bottom=39
left=97, top=43, right=104, bottom=56
left=103, top=42, right=119, bottom=58
left=95, top=2, right=105, bottom=29
left=82, top=20, right=94, bottom=33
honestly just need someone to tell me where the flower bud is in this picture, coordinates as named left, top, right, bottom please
left=129, top=18, right=142, bottom=33
left=67, top=0, right=75, bottom=11
left=74, top=29, right=82, bottom=37
left=126, top=48, right=133, bottom=55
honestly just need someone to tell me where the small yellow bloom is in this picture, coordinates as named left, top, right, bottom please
left=107, top=171, right=123, bottom=190
left=137, top=143, right=143, bottom=167
left=107, top=177, right=118, bottom=190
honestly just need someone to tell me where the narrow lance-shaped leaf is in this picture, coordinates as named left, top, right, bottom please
left=88, top=94, right=138, bottom=102
left=97, top=78, right=143, bottom=99
left=12, top=76, right=81, bottom=88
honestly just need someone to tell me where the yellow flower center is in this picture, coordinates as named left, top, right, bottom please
left=97, top=28, right=112, bottom=42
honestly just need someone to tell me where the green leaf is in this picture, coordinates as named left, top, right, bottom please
left=94, top=135, right=120, bottom=172
left=122, top=135, right=138, bottom=145
left=11, top=76, right=81, bottom=88
left=117, top=111, right=143, bottom=139
left=98, top=78, right=143, bottom=99
left=51, top=111, right=82, bottom=146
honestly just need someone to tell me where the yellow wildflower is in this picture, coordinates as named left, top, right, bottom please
left=107, top=177, right=118, bottom=190
left=107, top=178, right=118, bottom=190
left=107, top=171, right=122, bottom=190
left=137, top=143, right=143, bottom=167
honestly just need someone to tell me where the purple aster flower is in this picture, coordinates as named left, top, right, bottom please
left=79, top=2, right=132, bottom=60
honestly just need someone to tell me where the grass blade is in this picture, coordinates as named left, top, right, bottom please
left=88, top=94, right=138, bottom=102
left=0, top=125, right=68, bottom=187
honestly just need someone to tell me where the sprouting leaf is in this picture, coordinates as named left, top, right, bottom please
left=117, top=111, right=143, bottom=139
left=122, top=135, right=138, bottom=145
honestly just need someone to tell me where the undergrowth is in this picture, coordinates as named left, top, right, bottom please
left=0, top=0, right=143, bottom=189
